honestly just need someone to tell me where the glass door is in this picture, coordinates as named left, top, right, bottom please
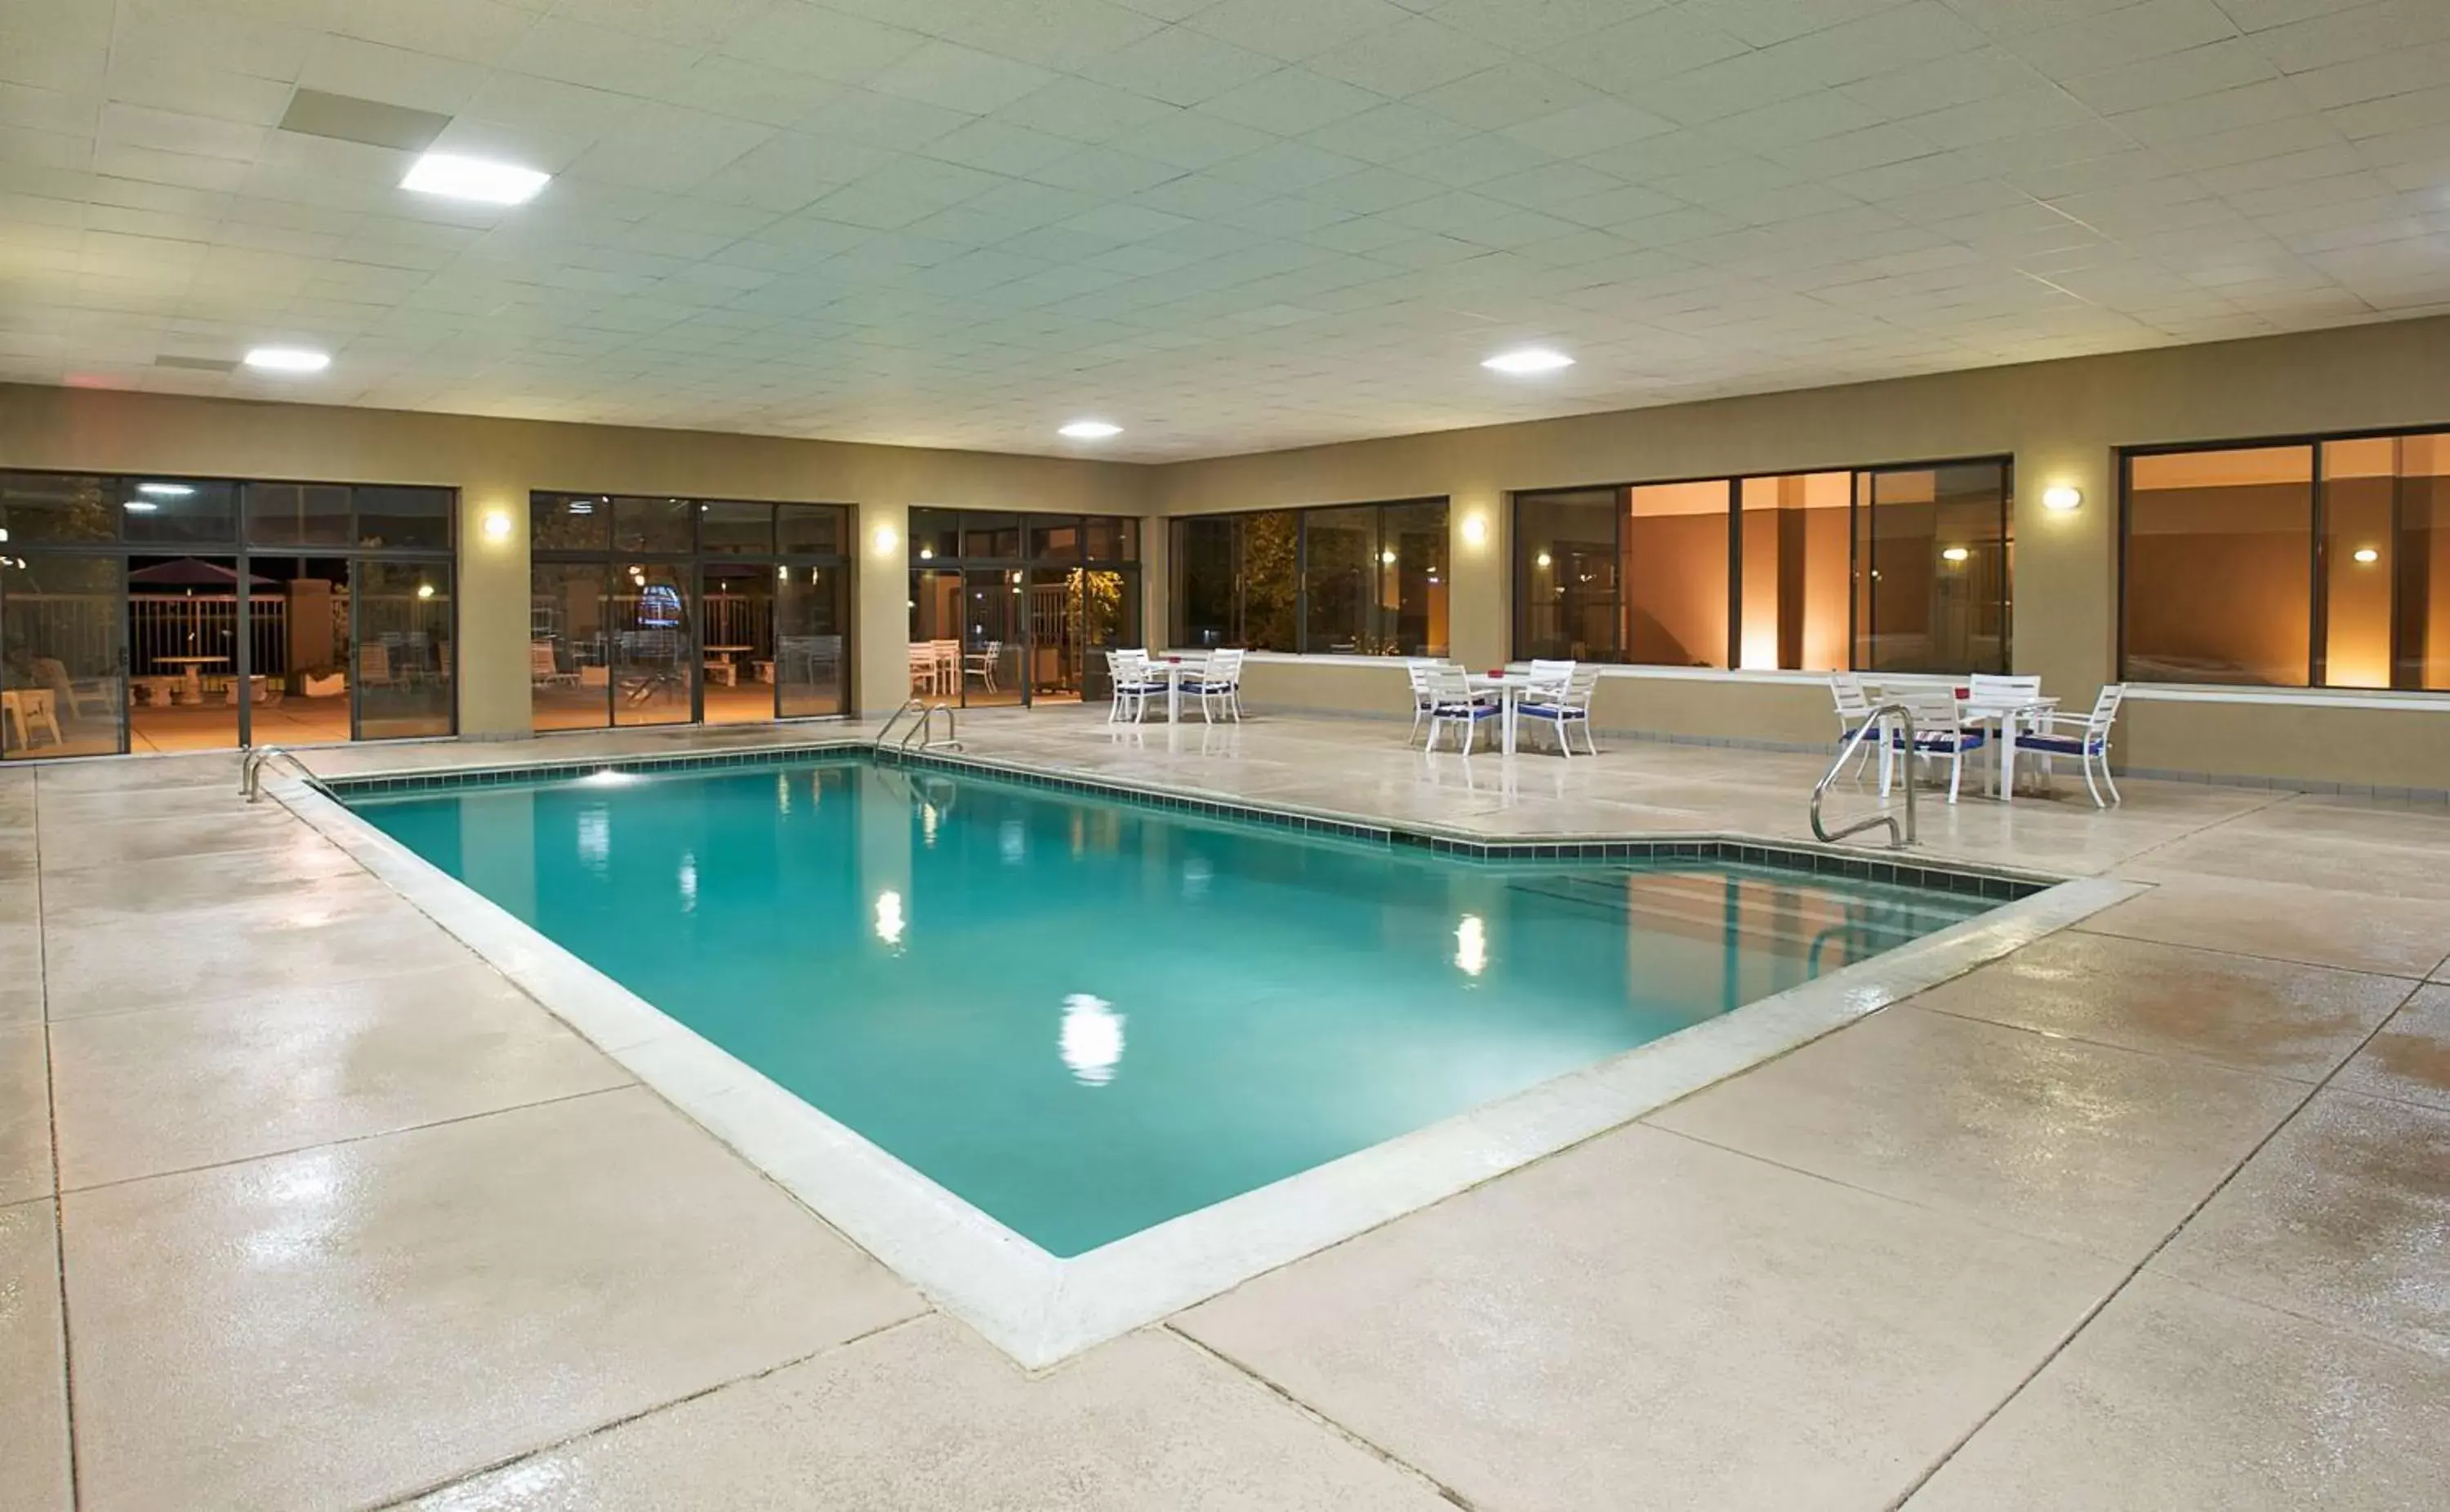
left=1027, top=567, right=1084, bottom=703
left=127, top=554, right=247, bottom=752
left=777, top=562, right=848, bottom=717
left=962, top=568, right=1024, bottom=707
left=612, top=563, right=693, bottom=726
left=353, top=560, right=454, bottom=740
left=910, top=567, right=963, bottom=704
left=698, top=560, right=773, bottom=725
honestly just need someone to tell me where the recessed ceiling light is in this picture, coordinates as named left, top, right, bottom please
left=243, top=347, right=329, bottom=373
left=1482, top=346, right=1574, bottom=375
left=136, top=482, right=194, bottom=496
left=1059, top=420, right=1121, bottom=439
left=402, top=153, right=550, bottom=206
left=122, top=500, right=158, bottom=513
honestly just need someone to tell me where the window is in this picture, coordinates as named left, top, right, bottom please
left=530, top=492, right=853, bottom=727
left=1167, top=499, right=1448, bottom=656
left=903, top=509, right=1143, bottom=708
left=1513, top=461, right=2010, bottom=674
left=2122, top=429, right=2450, bottom=690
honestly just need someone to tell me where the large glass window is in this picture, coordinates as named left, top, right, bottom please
left=1167, top=499, right=1447, bottom=656
left=1512, top=461, right=2011, bottom=674
left=0, top=470, right=454, bottom=756
left=905, top=509, right=1143, bottom=707
left=2123, top=429, right=2450, bottom=690
left=531, top=493, right=853, bottom=728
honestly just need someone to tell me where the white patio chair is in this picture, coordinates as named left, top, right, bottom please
left=1105, top=650, right=1161, bottom=724
left=965, top=639, right=1001, bottom=692
left=1183, top=647, right=1244, bottom=723
left=1404, top=660, right=1446, bottom=745
left=1884, top=687, right=1988, bottom=803
left=1423, top=665, right=1499, bottom=754
left=1829, top=673, right=1878, bottom=781
left=1517, top=664, right=1601, bottom=757
left=1524, top=659, right=1576, bottom=705
left=2018, top=683, right=2126, bottom=807
left=531, top=641, right=579, bottom=687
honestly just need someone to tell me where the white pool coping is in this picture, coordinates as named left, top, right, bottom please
left=270, top=764, right=2144, bottom=1369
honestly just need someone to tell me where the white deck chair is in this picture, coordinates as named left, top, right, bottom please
left=1422, top=665, right=1499, bottom=754
left=1883, top=687, right=1988, bottom=804
left=2019, top=684, right=2126, bottom=807
left=1106, top=650, right=1161, bottom=724
left=1404, top=660, right=1446, bottom=745
left=1829, top=672, right=1878, bottom=781
left=1517, top=664, right=1601, bottom=756
left=1183, top=647, right=1243, bottom=723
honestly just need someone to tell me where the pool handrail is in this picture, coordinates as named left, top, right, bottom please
left=1810, top=701, right=1915, bottom=848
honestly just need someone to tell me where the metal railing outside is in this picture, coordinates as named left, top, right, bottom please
left=1810, top=701, right=1917, bottom=848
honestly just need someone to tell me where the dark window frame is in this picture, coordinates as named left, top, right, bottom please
left=1166, top=496, right=1450, bottom=656
left=529, top=491, right=856, bottom=726
left=2118, top=423, right=2450, bottom=692
left=1509, top=456, right=2013, bottom=674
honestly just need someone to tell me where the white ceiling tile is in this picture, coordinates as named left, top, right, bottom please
left=1080, top=26, right=1281, bottom=107
left=500, top=16, right=706, bottom=96
left=869, top=39, right=1058, bottom=113
left=2002, top=0, right=2243, bottom=78
left=1307, top=15, right=1490, bottom=96
left=1200, top=68, right=1385, bottom=135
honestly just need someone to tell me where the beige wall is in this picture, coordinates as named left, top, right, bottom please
left=0, top=385, right=1150, bottom=730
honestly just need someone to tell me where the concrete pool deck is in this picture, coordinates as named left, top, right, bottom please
left=6, top=709, right=2448, bottom=1510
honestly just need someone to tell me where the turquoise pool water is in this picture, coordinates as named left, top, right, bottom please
left=350, top=758, right=1989, bottom=1256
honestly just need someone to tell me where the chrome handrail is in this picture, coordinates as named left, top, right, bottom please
left=239, top=745, right=305, bottom=803
left=1810, top=701, right=1916, bottom=848
left=874, top=696, right=929, bottom=749
left=901, top=700, right=960, bottom=753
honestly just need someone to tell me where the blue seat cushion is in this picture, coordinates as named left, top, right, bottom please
left=1433, top=702, right=1498, bottom=718
left=1517, top=704, right=1584, bottom=720
left=1890, top=730, right=1985, bottom=751
left=2019, top=734, right=2099, bottom=754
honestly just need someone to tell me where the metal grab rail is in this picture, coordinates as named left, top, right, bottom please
left=874, top=696, right=929, bottom=749
left=239, top=745, right=306, bottom=803
left=1810, top=701, right=1917, bottom=848
left=877, top=696, right=963, bottom=754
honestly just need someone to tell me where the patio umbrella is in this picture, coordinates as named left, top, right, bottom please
left=127, top=558, right=278, bottom=588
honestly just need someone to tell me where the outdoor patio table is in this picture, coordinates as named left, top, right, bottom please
left=1464, top=671, right=1538, bottom=756
left=1151, top=654, right=1210, bottom=723
left=156, top=655, right=227, bottom=705
left=1958, top=694, right=2059, bottom=799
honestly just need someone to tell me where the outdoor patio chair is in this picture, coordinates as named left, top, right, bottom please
left=1182, top=647, right=1243, bottom=723
left=1403, top=659, right=1449, bottom=745
left=1423, top=665, right=1499, bottom=754
left=1829, top=672, right=1878, bottom=781
left=1525, top=659, right=1576, bottom=705
left=1517, top=664, right=1602, bottom=757
left=2018, top=683, right=2126, bottom=807
left=1105, top=650, right=1161, bottom=724
left=1884, top=687, right=1987, bottom=803
left=531, top=641, right=579, bottom=687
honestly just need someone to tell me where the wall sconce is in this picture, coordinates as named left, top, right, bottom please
left=872, top=523, right=899, bottom=555
left=2042, top=484, right=2082, bottom=513
left=1941, top=546, right=1971, bottom=563
left=1460, top=513, right=1490, bottom=546
left=2353, top=547, right=2380, bottom=564
left=479, top=509, right=512, bottom=542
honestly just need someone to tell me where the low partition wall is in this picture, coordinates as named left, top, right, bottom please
left=1231, top=656, right=2450, bottom=795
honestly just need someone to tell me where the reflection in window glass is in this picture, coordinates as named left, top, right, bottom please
left=1516, top=489, right=1621, bottom=661
left=2, top=474, right=121, bottom=544
left=2393, top=434, right=2450, bottom=690
left=1083, top=516, right=1136, bottom=562
left=1027, top=517, right=1080, bottom=562
left=532, top=563, right=610, bottom=730
left=961, top=512, right=1021, bottom=560
left=777, top=504, right=844, bottom=555
left=1627, top=480, right=1729, bottom=668
left=354, top=487, right=452, bottom=551
left=2126, top=447, right=2311, bottom=687
left=612, top=563, right=691, bottom=725
left=1301, top=505, right=1379, bottom=653
left=700, top=560, right=773, bottom=724
left=1856, top=462, right=2011, bottom=676
left=778, top=564, right=849, bottom=717
left=2322, top=438, right=2394, bottom=688
left=910, top=508, right=960, bottom=563
left=697, top=501, right=773, bottom=555
left=533, top=495, right=609, bottom=552
left=247, top=483, right=351, bottom=547
left=1738, top=472, right=1850, bottom=671
left=612, top=496, right=693, bottom=554
left=122, top=478, right=238, bottom=546
left=354, top=560, right=452, bottom=738
left=1174, top=518, right=1237, bottom=649
left=1383, top=499, right=1448, bottom=657
left=2, top=554, right=124, bottom=759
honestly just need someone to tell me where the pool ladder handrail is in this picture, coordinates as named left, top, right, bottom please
left=876, top=696, right=961, bottom=754
left=240, top=745, right=308, bottom=803
left=1810, top=702, right=1916, bottom=849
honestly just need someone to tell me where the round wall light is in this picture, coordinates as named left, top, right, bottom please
left=479, top=509, right=513, bottom=542
left=2042, top=484, right=2082, bottom=512
left=1535, top=550, right=1552, bottom=568
left=2353, top=546, right=2380, bottom=564
left=1941, top=545, right=1971, bottom=563
left=1460, top=513, right=1490, bottom=546
left=873, top=523, right=899, bottom=555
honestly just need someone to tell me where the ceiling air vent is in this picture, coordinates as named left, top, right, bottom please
left=276, top=89, right=451, bottom=153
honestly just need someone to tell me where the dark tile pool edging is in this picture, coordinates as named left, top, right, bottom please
left=314, top=740, right=2051, bottom=904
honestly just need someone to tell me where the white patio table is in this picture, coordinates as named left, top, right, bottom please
left=1463, top=670, right=1539, bottom=756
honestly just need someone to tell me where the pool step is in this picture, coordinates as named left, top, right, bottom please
left=1505, top=873, right=1949, bottom=957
